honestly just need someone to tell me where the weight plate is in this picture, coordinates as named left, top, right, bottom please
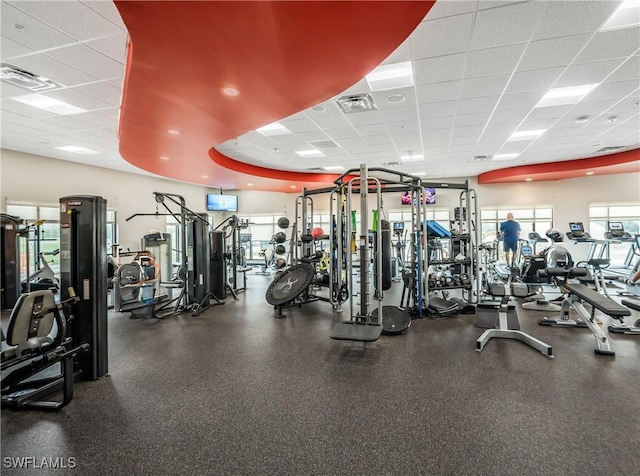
left=266, top=263, right=315, bottom=306
left=371, top=306, right=411, bottom=334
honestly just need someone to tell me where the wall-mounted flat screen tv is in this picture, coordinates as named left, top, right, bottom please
left=401, top=187, right=436, bottom=206
left=206, top=194, right=238, bottom=212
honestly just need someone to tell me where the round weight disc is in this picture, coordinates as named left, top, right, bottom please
left=266, top=263, right=316, bottom=306
left=274, top=232, right=287, bottom=243
left=371, top=306, right=411, bottom=334
left=275, top=244, right=286, bottom=255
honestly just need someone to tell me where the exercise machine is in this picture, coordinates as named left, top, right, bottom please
left=1, top=214, right=23, bottom=309
left=476, top=272, right=553, bottom=358
left=537, top=247, right=630, bottom=356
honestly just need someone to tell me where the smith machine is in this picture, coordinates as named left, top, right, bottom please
left=126, top=192, right=223, bottom=317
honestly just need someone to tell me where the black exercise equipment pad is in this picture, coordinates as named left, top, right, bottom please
left=265, top=263, right=315, bottom=306
left=330, top=321, right=383, bottom=342
left=563, top=283, right=631, bottom=317
left=371, top=306, right=411, bottom=334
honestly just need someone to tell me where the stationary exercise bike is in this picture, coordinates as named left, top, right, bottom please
left=23, top=249, right=60, bottom=293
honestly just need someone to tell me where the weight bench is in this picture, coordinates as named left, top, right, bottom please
left=539, top=266, right=630, bottom=355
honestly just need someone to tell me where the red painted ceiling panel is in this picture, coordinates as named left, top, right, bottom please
left=115, top=0, right=435, bottom=192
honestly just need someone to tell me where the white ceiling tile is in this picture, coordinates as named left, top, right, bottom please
left=371, top=87, right=416, bottom=110
left=516, top=34, right=592, bottom=72
left=454, top=112, right=491, bottom=127
left=10, top=0, right=124, bottom=41
left=0, top=109, right=30, bottom=123
left=72, top=81, right=123, bottom=107
left=489, top=108, right=530, bottom=124
left=84, top=34, right=128, bottom=64
left=414, top=53, right=467, bottom=85
left=344, top=111, right=383, bottom=127
left=469, top=1, right=548, bottom=50
left=91, top=107, right=120, bottom=121
left=324, top=128, right=359, bottom=140
left=606, top=55, right=640, bottom=82
left=45, top=43, right=124, bottom=79
left=505, top=67, right=566, bottom=94
left=555, top=58, right=629, bottom=88
left=81, top=0, right=126, bottom=28
left=496, top=91, right=543, bottom=111
left=279, top=118, right=318, bottom=133
left=532, top=1, right=620, bottom=40
left=418, top=101, right=458, bottom=118
left=424, top=0, right=478, bottom=20
left=45, top=88, right=113, bottom=111
left=380, top=37, right=412, bottom=65
left=460, top=74, right=510, bottom=99
left=355, top=124, right=388, bottom=136
left=524, top=104, right=574, bottom=121
left=1, top=3, right=77, bottom=51
left=380, top=105, right=419, bottom=123
left=574, top=27, right=640, bottom=64
left=1, top=35, right=37, bottom=59
left=416, top=81, right=462, bottom=103
left=464, top=44, right=527, bottom=78
left=587, top=80, right=640, bottom=103
left=411, top=13, right=474, bottom=59
left=456, top=96, right=501, bottom=115
left=9, top=52, right=99, bottom=87
left=421, top=116, right=455, bottom=130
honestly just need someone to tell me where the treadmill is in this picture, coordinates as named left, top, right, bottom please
left=604, top=222, right=640, bottom=280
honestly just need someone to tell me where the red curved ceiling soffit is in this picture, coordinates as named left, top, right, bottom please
left=478, top=149, right=640, bottom=184
left=115, top=1, right=435, bottom=192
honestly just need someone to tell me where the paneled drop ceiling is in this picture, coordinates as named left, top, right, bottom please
left=1, top=0, right=639, bottom=192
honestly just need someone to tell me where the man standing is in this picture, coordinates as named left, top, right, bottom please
left=499, top=213, right=521, bottom=268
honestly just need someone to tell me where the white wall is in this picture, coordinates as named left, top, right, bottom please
left=3, top=150, right=639, bottom=245
left=1, top=149, right=219, bottom=251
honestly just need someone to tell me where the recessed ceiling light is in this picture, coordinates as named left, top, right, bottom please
left=167, top=129, right=181, bottom=135
left=11, top=93, right=86, bottom=115
left=256, top=122, right=291, bottom=136
left=586, top=171, right=595, bottom=175
left=247, top=183, right=254, bottom=186
left=222, top=87, right=239, bottom=97
left=600, top=0, right=640, bottom=31
left=492, top=154, right=520, bottom=161
left=507, top=129, right=547, bottom=141
left=400, top=153, right=424, bottom=162
left=159, top=156, right=170, bottom=160
left=386, top=94, right=406, bottom=104
left=535, top=84, right=599, bottom=108
left=607, top=116, right=618, bottom=123
left=201, top=175, right=208, bottom=178
left=323, top=165, right=345, bottom=172
left=12, top=23, right=25, bottom=30
left=365, top=61, right=414, bottom=91
left=55, top=145, right=99, bottom=155
left=525, top=178, right=533, bottom=182
left=311, top=105, right=326, bottom=113
left=290, top=185, right=296, bottom=189
left=575, top=115, right=590, bottom=124
left=295, top=149, right=324, bottom=158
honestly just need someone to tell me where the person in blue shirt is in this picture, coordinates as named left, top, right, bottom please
left=499, top=213, right=521, bottom=268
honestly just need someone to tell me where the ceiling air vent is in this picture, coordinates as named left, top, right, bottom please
left=335, top=93, right=377, bottom=114
left=309, top=140, right=339, bottom=149
left=1, top=64, right=62, bottom=92
left=305, top=167, right=325, bottom=173
left=383, top=161, right=402, bottom=168
left=471, top=155, right=492, bottom=162
left=596, top=146, right=627, bottom=153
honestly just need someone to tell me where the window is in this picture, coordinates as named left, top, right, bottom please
left=589, top=204, right=640, bottom=264
left=480, top=208, right=553, bottom=244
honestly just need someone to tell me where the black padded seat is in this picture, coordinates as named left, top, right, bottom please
left=563, top=283, right=631, bottom=317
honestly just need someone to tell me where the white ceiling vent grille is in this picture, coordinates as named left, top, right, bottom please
left=335, top=93, right=377, bottom=114
left=309, top=140, right=339, bottom=149
left=471, top=155, right=492, bottom=162
left=1, top=64, right=62, bottom=92
left=596, top=146, right=627, bottom=153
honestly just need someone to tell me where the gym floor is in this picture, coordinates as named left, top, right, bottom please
left=2, top=274, right=639, bottom=476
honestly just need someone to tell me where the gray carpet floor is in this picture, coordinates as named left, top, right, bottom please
left=2, top=273, right=639, bottom=475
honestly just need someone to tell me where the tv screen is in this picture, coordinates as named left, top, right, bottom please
left=206, top=194, right=238, bottom=212
left=569, top=222, right=583, bottom=232
left=401, top=188, right=436, bottom=206
left=608, top=221, right=623, bottom=231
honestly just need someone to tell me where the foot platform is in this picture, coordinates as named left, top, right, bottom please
left=330, top=321, right=383, bottom=342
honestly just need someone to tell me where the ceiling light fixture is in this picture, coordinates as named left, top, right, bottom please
left=492, top=153, right=520, bottom=161
left=323, top=165, right=345, bottom=172
left=295, top=149, right=325, bottom=158
left=159, top=156, right=170, bottom=160
left=586, top=171, right=595, bottom=175
left=600, top=0, right=640, bottom=31
left=167, top=129, right=181, bottom=135
left=290, top=185, right=296, bottom=189
left=12, top=23, right=25, bottom=30
left=201, top=175, right=208, bottom=178
left=386, top=94, right=406, bottom=104
left=575, top=115, right=590, bottom=124
left=507, top=129, right=547, bottom=141
left=535, top=84, right=599, bottom=108
left=525, top=178, right=533, bottom=182
left=607, top=116, right=618, bottom=123
left=247, top=183, right=254, bottom=186
left=222, top=87, right=239, bottom=97
left=365, top=61, right=414, bottom=91
left=400, top=153, right=424, bottom=162
left=11, top=93, right=86, bottom=115
left=256, top=122, right=291, bottom=136
left=311, top=105, right=326, bottom=113
left=55, top=145, right=99, bottom=155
